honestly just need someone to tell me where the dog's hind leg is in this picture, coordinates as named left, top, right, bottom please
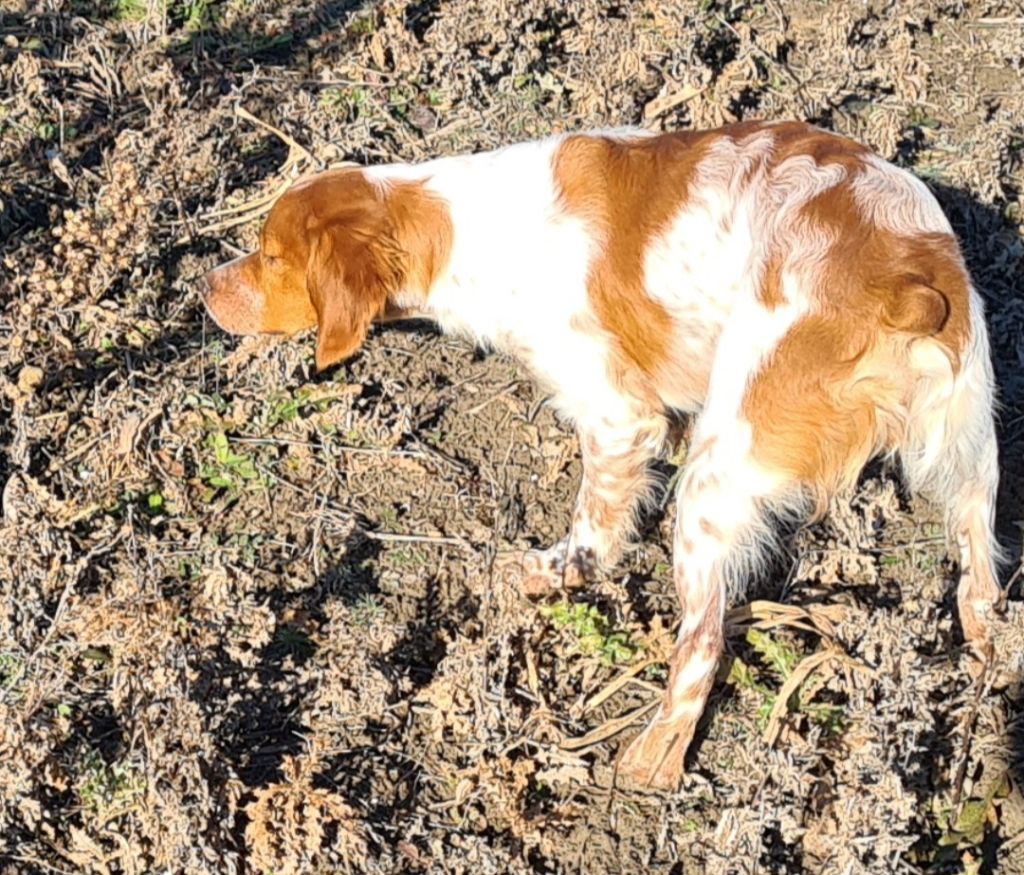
left=899, top=295, right=1004, bottom=660
left=616, top=308, right=889, bottom=791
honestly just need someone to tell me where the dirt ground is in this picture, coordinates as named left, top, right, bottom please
left=1, top=0, right=1023, bottom=872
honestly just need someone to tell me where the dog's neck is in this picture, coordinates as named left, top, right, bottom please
left=364, top=135, right=593, bottom=353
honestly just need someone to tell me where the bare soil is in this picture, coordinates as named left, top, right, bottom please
left=1, top=1, right=1023, bottom=873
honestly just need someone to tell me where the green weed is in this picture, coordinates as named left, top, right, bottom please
left=350, top=595, right=385, bottom=627
left=266, top=389, right=308, bottom=426
left=263, top=387, right=339, bottom=427
left=346, top=14, right=377, bottom=36
left=223, top=531, right=264, bottom=567
left=177, top=556, right=201, bottom=580
left=729, top=628, right=845, bottom=735
left=113, top=0, right=213, bottom=29
left=200, top=431, right=272, bottom=496
left=77, top=750, right=146, bottom=822
left=177, top=0, right=212, bottom=30
left=907, top=105, right=941, bottom=129
left=924, top=774, right=1009, bottom=868
left=36, top=121, right=60, bottom=141
left=183, top=391, right=229, bottom=415
left=101, top=487, right=176, bottom=520
left=113, top=0, right=148, bottom=22
left=320, top=86, right=371, bottom=120
left=387, top=546, right=428, bottom=569
left=913, top=158, right=951, bottom=183
left=377, top=506, right=400, bottom=530
left=540, top=600, right=639, bottom=666
left=274, top=626, right=315, bottom=659
left=387, top=84, right=416, bottom=119
left=747, top=627, right=800, bottom=678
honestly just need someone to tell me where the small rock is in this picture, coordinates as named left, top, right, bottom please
left=407, top=104, right=439, bottom=133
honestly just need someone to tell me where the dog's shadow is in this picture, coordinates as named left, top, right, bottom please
left=933, top=182, right=1024, bottom=545
left=938, top=181, right=1024, bottom=863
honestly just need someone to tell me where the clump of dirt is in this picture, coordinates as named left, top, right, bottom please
left=1, top=1, right=1023, bottom=873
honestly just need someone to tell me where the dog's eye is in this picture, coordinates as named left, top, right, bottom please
left=263, top=253, right=281, bottom=266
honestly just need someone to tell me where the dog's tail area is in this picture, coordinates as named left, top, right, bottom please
left=900, top=290, right=1004, bottom=648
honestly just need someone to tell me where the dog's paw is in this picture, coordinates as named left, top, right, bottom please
left=964, top=601, right=1024, bottom=692
left=495, top=540, right=594, bottom=596
left=615, top=715, right=694, bottom=794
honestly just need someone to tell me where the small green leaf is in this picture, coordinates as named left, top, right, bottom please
left=955, top=800, right=988, bottom=845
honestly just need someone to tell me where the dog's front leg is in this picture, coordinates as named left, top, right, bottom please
left=515, top=411, right=667, bottom=595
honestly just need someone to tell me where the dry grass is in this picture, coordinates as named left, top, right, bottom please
left=1, top=1, right=1023, bottom=873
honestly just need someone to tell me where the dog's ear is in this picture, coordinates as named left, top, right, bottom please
left=307, top=222, right=402, bottom=371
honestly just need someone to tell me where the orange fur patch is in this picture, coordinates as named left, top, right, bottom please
left=744, top=177, right=973, bottom=509
left=766, top=120, right=872, bottom=168
left=743, top=312, right=886, bottom=513
left=552, top=130, right=721, bottom=390
left=385, top=178, right=454, bottom=298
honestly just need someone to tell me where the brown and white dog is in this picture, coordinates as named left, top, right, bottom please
left=201, top=120, right=1003, bottom=791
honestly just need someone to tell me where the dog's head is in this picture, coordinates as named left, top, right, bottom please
left=200, top=169, right=417, bottom=370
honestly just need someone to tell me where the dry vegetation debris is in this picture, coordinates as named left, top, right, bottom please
left=1, top=0, right=1023, bottom=873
